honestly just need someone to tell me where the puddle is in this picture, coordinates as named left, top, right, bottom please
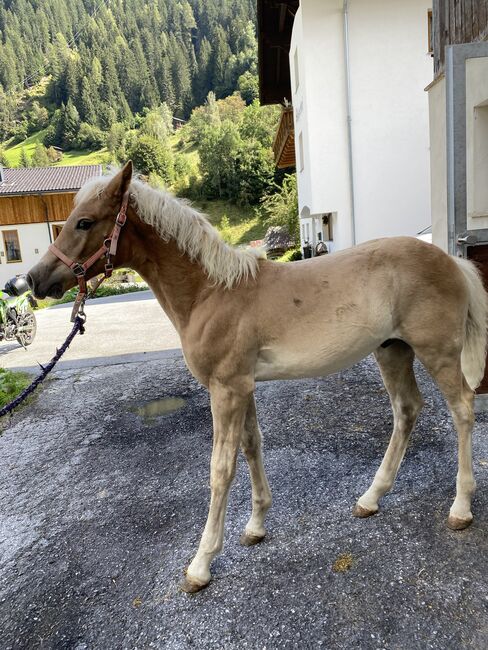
left=131, top=397, right=186, bottom=423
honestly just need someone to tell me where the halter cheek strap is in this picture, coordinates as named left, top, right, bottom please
left=49, top=190, right=130, bottom=322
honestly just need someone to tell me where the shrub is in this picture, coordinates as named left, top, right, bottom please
left=260, top=173, right=299, bottom=243
left=129, top=134, right=174, bottom=183
left=73, top=123, right=106, bottom=150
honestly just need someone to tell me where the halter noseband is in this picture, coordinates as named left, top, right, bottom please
left=49, top=190, right=130, bottom=322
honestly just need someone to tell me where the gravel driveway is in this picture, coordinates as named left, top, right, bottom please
left=0, top=354, right=487, bottom=649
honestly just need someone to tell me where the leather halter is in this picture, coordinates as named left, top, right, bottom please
left=49, top=191, right=130, bottom=322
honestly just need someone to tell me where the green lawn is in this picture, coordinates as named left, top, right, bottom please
left=4, top=130, right=48, bottom=166
left=4, top=132, right=107, bottom=168
left=194, top=199, right=266, bottom=246
left=57, top=148, right=107, bottom=166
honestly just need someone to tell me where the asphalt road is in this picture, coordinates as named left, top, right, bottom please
left=0, top=354, right=487, bottom=649
left=0, top=291, right=181, bottom=371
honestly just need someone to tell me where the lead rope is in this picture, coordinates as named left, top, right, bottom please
left=0, top=314, right=86, bottom=418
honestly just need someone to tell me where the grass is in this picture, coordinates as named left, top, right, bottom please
left=0, top=368, right=31, bottom=409
left=58, top=148, right=108, bottom=166
left=3, top=131, right=107, bottom=168
left=4, top=129, right=48, bottom=166
left=195, top=199, right=267, bottom=246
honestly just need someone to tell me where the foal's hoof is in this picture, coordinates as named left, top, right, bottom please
left=180, top=576, right=209, bottom=594
left=352, top=503, right=378, bottom=518
left=447, top=514, right=473, bottom=531
left=240, top=531, right=265, bottom=547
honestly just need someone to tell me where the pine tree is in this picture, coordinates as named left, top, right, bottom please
left=31, top=143, right=50, bottom=167
left=19, top=148, right=30, bottom=168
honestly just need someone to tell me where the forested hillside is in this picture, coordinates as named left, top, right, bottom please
left=0, top=0, right=258, bottom=141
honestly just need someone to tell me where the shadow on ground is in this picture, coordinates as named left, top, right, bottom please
left=0, top=356, right=487, bottom=649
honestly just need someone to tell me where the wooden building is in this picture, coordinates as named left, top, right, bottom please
left=0, top=165, right=102, bottom=285
left=431, top=0, right=488, bottom=78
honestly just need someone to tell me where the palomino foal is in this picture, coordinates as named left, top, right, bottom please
left=27, top=163, right=488, bottom=592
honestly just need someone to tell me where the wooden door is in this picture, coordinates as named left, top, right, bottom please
left=467, top=244, right=488, bottom=393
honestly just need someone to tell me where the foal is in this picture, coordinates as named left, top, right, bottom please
left=27, top=163, right=488, bottom=592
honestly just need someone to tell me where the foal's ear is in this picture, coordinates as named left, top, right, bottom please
left=105, top=161, right=133, bottom=201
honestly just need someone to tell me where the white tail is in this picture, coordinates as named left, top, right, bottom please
left=455, top=257, right=488, bottom=390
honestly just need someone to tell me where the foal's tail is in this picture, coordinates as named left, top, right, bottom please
left=455, top=257, right=488, bottom=390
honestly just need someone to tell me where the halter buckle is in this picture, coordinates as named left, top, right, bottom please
left=71, top=263, right=85, bottom=277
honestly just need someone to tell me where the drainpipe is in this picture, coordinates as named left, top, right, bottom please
left=40, top=194, right=52, bottom=243
left=343, top=0, right=356, bottom=245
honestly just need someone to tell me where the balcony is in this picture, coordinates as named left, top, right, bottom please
left=273, top=106, right=296, bottom=169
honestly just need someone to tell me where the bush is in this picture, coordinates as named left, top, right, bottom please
left=72, top=123, right=106, bottom=150
left=129, top=134, right=174, bottom=183
left=260, top=173, right=299, bottom=243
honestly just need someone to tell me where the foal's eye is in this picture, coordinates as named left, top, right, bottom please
left=76, top=219, right=94, bottom=231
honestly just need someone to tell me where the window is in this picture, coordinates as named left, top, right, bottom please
left=472, top=104, right=488, bottom=218
left=52, top=224, right=63, bottom=239
left=3, top=230, right=21, bottom=263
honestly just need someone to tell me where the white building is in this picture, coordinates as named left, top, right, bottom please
left=258, top=0, right=433, bottom=255
left=0, top=165, right=101, bottom=287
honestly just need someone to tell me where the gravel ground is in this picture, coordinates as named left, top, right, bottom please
left=0, top=355, right=487, bottom=649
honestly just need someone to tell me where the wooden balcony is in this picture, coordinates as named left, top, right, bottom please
left=273, top=106, right=295, bottom=169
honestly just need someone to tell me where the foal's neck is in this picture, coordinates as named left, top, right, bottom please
left=127, top=218, right=210, bottom=332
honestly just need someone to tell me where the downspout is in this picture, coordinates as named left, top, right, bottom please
left=40, top=194, right=52, bottom=244
left=343, top=0, right=356, bottom=245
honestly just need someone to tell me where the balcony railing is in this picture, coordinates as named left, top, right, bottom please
left=273, top=106, right=296, bottom=169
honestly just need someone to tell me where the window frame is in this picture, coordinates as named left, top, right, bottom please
left=2, top=229, right=22, bottom=264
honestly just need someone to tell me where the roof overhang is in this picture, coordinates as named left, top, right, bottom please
left=257, top=0, right=299, bottom=105
left=0, top=189, right=79, bottom=197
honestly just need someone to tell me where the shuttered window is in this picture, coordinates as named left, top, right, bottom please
left=3, top=230, right=22, bottom=263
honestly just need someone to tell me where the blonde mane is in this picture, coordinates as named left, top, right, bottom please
left=75, top=175, right=263, bottom=289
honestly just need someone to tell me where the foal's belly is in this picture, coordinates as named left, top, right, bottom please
left=254, top=334, right=383, bottom=381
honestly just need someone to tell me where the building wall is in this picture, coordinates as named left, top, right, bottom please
left=0, top=193, right=76, bottom=226
left=291, top=0, right=432, bottom=254
left=428, top=76, right=448, bottom=251
left=0, top=220, right=65, bottom=287
left=429, top=55, right=488, bottom=252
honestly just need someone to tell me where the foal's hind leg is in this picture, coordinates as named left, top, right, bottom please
left=415, top=347, right=476, bottom=530
left=354, top=341, right=424, bottom=517
left=240, top=396, right=272, bottom=546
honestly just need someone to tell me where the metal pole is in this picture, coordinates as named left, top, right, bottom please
left=343, top=0, right=356, bottom=246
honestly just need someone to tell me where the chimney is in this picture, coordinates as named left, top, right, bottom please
left=0, top=166, right=3, bottom=182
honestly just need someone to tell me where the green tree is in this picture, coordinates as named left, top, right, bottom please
left=129, top=134, right=174, bottom=183
left=238, top=71, right=259, bottom=105
left=19, top=148, right=30, bottom=168
left=141, top=104, right=173, bottom=141
left=0, top=146, right=9, bottom=167
left=31, top=144, right=50, bottom=167
left=260, top=174, right=299, bottom=242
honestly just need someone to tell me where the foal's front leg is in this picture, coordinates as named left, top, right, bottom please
left=181, top=381, right=250, bottom=593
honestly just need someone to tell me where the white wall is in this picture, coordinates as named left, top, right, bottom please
left=0, top=222, right=63, bottom=287
left=291, top=0, right=432, bottom=253
left=428, top=76, right=448, bottom=251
